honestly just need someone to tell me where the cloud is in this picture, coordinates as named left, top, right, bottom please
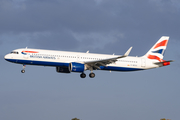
left=71, top=30, right=124, bottom=50
left=0, top=0, right=180, bottom=54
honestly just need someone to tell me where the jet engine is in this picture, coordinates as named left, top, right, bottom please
left=69, top=62, right=85, bottom=72
left=56, top=66, right=71, bottom=73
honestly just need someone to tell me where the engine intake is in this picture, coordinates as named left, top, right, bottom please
left=69, top=62, right=85, bottom=72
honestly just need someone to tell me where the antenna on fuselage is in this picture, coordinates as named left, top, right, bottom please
left=86, top=50, right=89, bottom=53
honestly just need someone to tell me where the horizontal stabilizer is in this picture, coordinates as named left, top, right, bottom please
left=154, top=60, right=174, bottom=66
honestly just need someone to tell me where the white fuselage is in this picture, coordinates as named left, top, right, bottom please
left=4, top=48, right=159, bottom=72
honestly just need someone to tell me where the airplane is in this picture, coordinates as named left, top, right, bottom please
left=4, top=36, right=173, bottom=78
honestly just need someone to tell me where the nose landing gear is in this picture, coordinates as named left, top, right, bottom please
left=21, top=64, right=26, bottom=73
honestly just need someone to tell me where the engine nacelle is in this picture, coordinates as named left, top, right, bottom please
left=69, top=62, right=85, bottom=72
left=56, top=66, right=71, bottom=73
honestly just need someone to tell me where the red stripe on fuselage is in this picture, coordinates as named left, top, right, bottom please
left=22, top=51, right=39, bottom=53
left=154, top=40, right=168, bottom=49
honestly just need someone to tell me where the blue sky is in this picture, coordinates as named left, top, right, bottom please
left=0, top=0, right=180, bottom=120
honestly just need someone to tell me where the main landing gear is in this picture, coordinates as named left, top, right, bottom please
left=21, top=64, right=26, bottom=73
left=89, top=72, right=95, bottom=78
left=80, top=72, right=95, bottom=78
left=80, top=73, right=86, bottom=78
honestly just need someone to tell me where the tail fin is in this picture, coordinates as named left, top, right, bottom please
left=143, top=36, right=169, bottom=62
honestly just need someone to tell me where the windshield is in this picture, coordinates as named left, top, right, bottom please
left=10, top=51, right=19, bottom=54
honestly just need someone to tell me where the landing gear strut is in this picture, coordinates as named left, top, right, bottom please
left=21, top=64, right=26, bottom=73
left=80, top=73, right=86, bottom=78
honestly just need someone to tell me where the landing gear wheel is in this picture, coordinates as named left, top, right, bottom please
left=89, top=73, right=95, bottom=78
left=21, top=70, right=25, bottom=73
left=80, top=73, right=86, bottom=78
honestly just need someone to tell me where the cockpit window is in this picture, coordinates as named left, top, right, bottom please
left=10, top=51, right=19, bottom=54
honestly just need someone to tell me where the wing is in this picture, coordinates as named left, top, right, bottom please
left=84, top=47, right=132, bottom=70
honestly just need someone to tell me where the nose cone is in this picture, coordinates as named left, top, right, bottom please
left=4, top=54, right=16, bottom=63
left=4, top=54, right=10, bottom=61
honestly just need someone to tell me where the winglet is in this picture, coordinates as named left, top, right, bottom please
left=124, top=47, right=132, bottom=56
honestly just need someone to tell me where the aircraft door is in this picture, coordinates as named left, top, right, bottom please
left=141, top=58, right=146, bottom=67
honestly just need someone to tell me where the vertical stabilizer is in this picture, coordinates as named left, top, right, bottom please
left=143, top=36, right=169, bottom=62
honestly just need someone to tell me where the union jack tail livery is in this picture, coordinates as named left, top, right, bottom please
left=143, top=36, right=169, bottom=62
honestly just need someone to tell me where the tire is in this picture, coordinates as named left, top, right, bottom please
left=80, top=73, right=86, bottom=78
left=89, top=73, right=95, bottom=78
left=21, top=70, right=25, bottom=73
